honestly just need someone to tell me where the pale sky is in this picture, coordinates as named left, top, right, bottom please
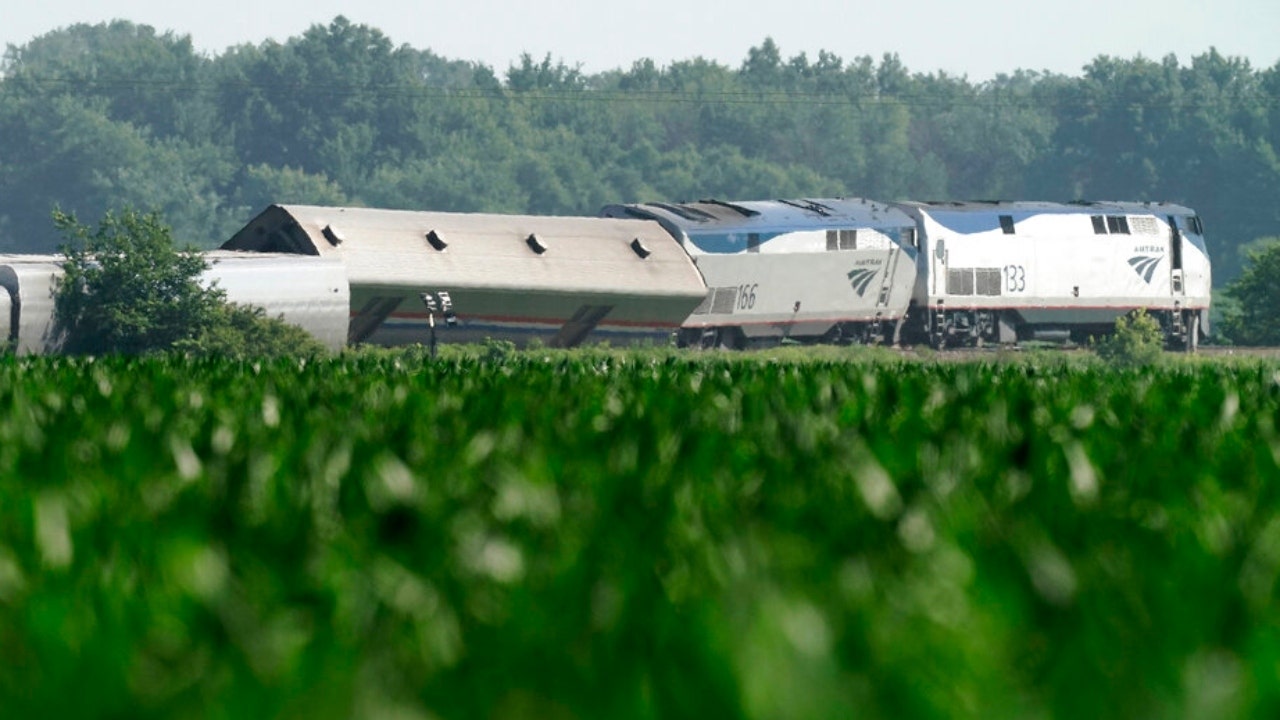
left=1, top=0, right=1277, bottom=80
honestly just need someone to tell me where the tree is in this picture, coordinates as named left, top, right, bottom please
left=53, top=208, right=326, bottom=356
left=54, top=208, right=224, bottom=354
left=1220, top=239, right=1280, bottom=345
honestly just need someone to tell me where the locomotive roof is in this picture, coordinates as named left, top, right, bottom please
left=602, top=197, right=916, bottom=231
left=895, top=200, right=1198, bottom=216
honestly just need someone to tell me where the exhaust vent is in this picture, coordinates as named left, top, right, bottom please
left=526, top=233, right=548, bottom=254
left=629, top=237, right=651, bottom=258
left=425, top=230, right=447, bottom=251
left=321, top=224, right=345, bottom=246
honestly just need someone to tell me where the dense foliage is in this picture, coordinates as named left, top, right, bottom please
left=1, top=350, right=1279, bottom=718
left=53, top=208, right=225, bottom=354
left=2, top=18, right=1278, bottom=282
left=1221, top=240, right=1280, bottom=345
left=53, top=208, right=329, bottom=356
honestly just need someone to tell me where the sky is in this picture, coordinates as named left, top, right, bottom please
left=1, top=0, right=1277, bottom=80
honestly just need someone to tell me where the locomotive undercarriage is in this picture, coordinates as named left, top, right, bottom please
left=680, top=307, right=1201, bottom=352
left=918, top=306, right=1201, bottom=352
left=678, top=318, right=899, bottom=349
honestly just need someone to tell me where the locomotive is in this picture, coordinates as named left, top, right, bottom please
left=600, top=198, right=919, bottom=348
left=605, top=198, right=1212, bottom=351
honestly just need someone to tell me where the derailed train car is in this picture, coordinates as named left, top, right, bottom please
left=222, top=205, right=708, bottom=348
left=600, top=198, right=920, bottom=347
left=0, top=252, right=350, bottom=353
left=896, top=200, right=1212, bottom=350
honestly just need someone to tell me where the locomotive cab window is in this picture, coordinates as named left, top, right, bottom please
left=825, top=229, right=856, bottom=251
left=902, top=228, right=918, bottom=250
left=999, top=215, right=1015, bottom=234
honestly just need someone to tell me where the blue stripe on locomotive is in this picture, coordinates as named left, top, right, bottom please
left=685, top=231, right=786, bottom=254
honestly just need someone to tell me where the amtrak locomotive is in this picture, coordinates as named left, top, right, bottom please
left=606, top=198, right=1211, bottom=351
left=600, top=198, right=920, bottom=347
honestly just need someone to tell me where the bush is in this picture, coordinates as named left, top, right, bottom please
left=1094, top=309, right=1164, bottom=367
left=175, top=303, right=329, bottom=358
left=54, top=208, right=225, bottom=354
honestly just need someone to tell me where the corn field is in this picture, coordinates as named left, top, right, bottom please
left=1, top=350, right=1278, bottom=718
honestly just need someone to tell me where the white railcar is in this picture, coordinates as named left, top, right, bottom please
left=222, top=205, right=708, bottom=348
left=601, top=198, right=921, bottom=347
left=892, top=200, right=1212, bottom=349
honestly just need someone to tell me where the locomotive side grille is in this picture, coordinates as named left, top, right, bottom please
left=710, top=287, right=739, bottom=314
left=975, top=268, right=1002, bottom=296
left=947, top=268, right=975, bottom=296
left=1130, top=216, right=1160, bottom=235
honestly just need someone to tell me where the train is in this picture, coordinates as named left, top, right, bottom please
left=603, top=198, right=1212, bottom=351
left=0, top=197, right=1212, bottom=354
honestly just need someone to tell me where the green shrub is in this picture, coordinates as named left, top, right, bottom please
left=174, top=303, right=329, bottom=358
left=1094, top=309, right=1164, bottom=366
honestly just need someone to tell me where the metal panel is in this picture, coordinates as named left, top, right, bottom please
left=204, top=252, right=350, bottom=350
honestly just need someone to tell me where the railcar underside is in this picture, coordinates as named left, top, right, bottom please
left=910, top=304, right=1205, bottom=352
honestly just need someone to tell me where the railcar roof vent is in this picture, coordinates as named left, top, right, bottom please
left=630, top=237, right=652, bottom=258
left=698, top=199, right=761, bottom=217
left=650, top=202, right=715, bottom=222
left=777, top=198, right=833, bottom=216
left=321, top=224, right=345, bottom=246
left=526, top=233, right=548, bottom=254
left=425, top=229, right=447, bottom=251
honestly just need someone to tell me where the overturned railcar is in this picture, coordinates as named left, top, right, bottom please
left=222, top=205, right=708, bottom=347
left=601, top=198, right=920, bottom=347
left=893, top=200, right=1212, bottom=350
left=0, top=253, right=350, bottom=353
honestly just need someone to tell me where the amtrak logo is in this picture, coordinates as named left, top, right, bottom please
left=847, top=268, right=878, bottom=296
left=1128, top=255, right=1162, bottom=283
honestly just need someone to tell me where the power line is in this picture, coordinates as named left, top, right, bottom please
left=3, top=74, right=1278, bottom=111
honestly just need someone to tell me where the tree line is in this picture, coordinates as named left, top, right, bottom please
left=1, top=17, right=1277, bottom=283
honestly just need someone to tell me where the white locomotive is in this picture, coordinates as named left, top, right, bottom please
left=605, top=197, right=1212, bottom=351
left=897, top=200, right=1211, bottom=350
left=600, top=198, right=921, bottom=347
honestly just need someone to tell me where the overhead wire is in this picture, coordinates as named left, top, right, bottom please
left=2, top=74, right=1278, bottom=111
